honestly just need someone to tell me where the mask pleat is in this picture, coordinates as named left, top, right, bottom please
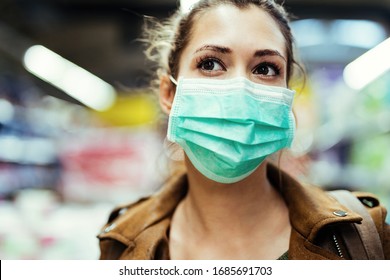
left=167, top=77, right=295, bottom=184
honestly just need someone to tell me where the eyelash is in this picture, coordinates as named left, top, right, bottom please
left=253, top=62, right=281, bottom=76
left=196, top=55, right=225, bottom=71
left=196, top=55, right=281, bottom=77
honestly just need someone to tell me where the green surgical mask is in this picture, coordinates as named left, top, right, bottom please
left=167, top=76, right=295, bottom=184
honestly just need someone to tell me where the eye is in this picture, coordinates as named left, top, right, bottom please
left=197, top=57, right=225, bottom=72
left=253, top=63, right=280, bottom=76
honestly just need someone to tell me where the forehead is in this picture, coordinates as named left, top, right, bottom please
left=187, top=4, right=286, bottom=56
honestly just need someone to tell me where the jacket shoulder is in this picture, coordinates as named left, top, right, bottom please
left=104, top=197, right=150, bottom=228
left=97, top=196, right=152, bottom=259
left=97, top=174, right=188, bottom=259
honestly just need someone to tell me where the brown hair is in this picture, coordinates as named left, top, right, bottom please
left=142, top=0, right=302, bottom=93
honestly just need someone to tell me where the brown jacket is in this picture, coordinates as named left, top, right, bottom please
left=98, top=164, right=390, bottom=260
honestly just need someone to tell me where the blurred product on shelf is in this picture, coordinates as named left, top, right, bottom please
left=0, top=189, right=113, bottom=259
left=58, top=127, right=166, bottom=204
left=0, top=72, right=167, bottom=259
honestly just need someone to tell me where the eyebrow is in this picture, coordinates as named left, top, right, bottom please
left=194, top=45, right=232, bottom=54
left=254, top=49, right=286, bottom=62
left=194, top=44, right=286, bottom=61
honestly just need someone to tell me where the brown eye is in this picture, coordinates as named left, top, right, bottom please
left=253, top=63, right=279, bottom=76
left=202, top=60, right=215, bottom=70
left=198, top=58, right=225, bottom=72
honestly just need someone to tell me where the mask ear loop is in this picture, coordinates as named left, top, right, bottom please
left=163, top=137, right=184, bottom=161
left=169, top=75, right=178, bottom=86
left=163, top=75, right=182, bottom=161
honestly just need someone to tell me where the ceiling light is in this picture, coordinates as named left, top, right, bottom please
left=333, top=20, right=386, bottom=49
left=343, top=37, right=390, bottom=90
left=291, top=19, right=386, bottom=49
left=23, top=45, right=116, bottom=111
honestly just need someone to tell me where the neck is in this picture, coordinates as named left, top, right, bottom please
left=183, top=158, right=287, bottom=236
left=169, top=158, right=291, bottom=259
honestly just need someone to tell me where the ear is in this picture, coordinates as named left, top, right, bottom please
left=159, top=74, right=176, bottom=115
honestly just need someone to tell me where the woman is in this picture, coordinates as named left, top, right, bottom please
left=98, top=0, right=390, bottom=260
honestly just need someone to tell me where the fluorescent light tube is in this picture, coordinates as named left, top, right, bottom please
left=23, top=45, right=116, bottom=111
left=343, top=37, right=390, bottom=90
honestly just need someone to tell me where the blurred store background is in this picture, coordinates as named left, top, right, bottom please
left=0, top=0, right=389, bottom=259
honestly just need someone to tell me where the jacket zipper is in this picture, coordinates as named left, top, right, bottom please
left=332, top=234, right=344, bottom=259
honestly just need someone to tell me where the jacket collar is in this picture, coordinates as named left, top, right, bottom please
left=266, top=164, right=362, bottom=242
left=98, top=173, right=187, bottom=247
left=99, top=163, right=363, bottom=258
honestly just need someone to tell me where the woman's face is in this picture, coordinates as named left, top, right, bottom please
left=177, top=4, right=288, bottom=87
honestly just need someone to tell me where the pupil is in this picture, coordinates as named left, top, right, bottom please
left=259, top=65, right=268, bottom=75
left=203, top=61, right=214, bottom=70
